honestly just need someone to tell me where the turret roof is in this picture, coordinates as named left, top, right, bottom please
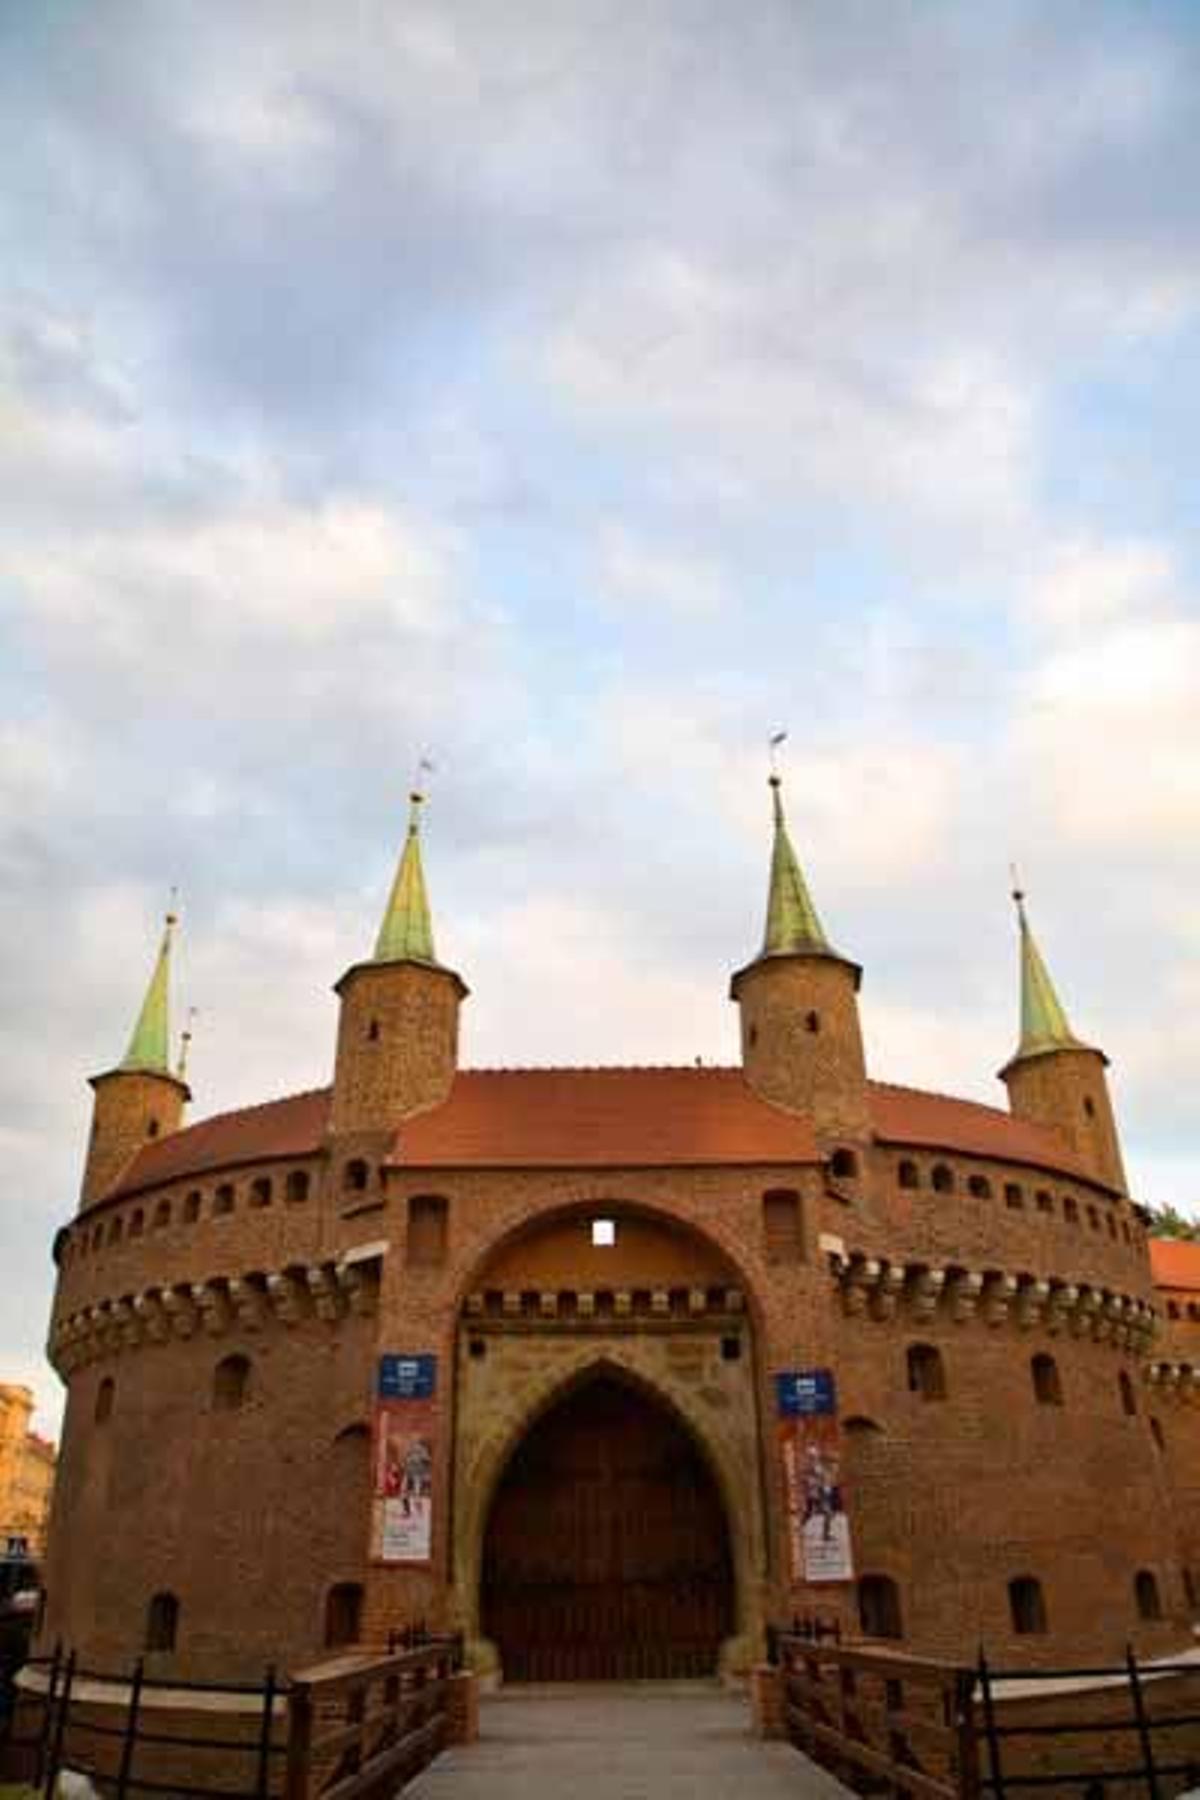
left=1009, top=887, right=1092, bottom=1063
left=373, top=791, right=439, bottom=967
left=761, top=774, right=833, bottom=958
left=118, top=912, right=177, bottom=1076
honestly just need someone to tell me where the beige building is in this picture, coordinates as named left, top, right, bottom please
left=0, top=1384, right=56, bottom=1558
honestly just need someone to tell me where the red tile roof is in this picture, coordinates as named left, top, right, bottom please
left=113, top=1087, right=330, bottom=1196
left=869, top=1081, right=1093, bottom=1183
left=390, top=1067, right=820, bottom=1169
left=105, top=1065, right=1103, bottom=1201
left=1149, top=1238, right=1200, bottom=1292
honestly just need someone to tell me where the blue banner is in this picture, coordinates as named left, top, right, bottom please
left=378, top=1353, right=437, bottom=1401
left=775, top=1368, right=837, bottom=1418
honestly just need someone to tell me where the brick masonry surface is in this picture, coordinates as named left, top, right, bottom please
left=37, top=946, right=1196, bottom=1690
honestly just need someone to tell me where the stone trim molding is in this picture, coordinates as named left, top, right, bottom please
left=829, top=1248, right=1156, bottom=1351
left=461, top=1283, right=745, bottom=1327
left=51, top=1254, right=382, bottom=1371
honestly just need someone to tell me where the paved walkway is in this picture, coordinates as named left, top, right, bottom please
left=407, top=1683, right=851, bottom=1799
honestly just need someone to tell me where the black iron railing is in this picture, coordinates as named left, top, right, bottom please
left=2, top=1632, right=465, bottom=1800
left=976, top=1646, right=1200, bottom=1800
left=2, top=1643, right=287, bottom=1799
left=771, top=1628, right=1200, bottom=1800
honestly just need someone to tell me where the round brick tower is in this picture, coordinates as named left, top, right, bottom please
left=329, top=791, right=468, bottom=1140
left=1000, top=886, right=1127, bottom=1195
left=730, top=773, right=870, bottom=1145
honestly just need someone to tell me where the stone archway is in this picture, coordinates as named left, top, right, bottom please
left=480, top=1367, right=735, bottom=1681
left=449, top=1201, right=770, bottom=1678
left=453, top=1335, right=766, bottom=1678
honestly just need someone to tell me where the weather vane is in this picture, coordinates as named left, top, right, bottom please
left=768, top=729, right=788, bottom=778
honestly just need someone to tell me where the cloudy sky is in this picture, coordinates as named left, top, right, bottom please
left=4, top=2, right=1198, bottom=1434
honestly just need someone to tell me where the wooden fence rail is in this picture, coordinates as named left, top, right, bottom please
left=772, top=1631, right=1200, bottom=1800
left=285, top=1636, right=463, bottom=1800
left=774, top=1632, right=980, bottom=1800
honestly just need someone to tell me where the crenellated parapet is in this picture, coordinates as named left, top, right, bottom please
left=50, top=1253, right=382, bottom=1374
left=830, top=1246, right=1156, bottom=1352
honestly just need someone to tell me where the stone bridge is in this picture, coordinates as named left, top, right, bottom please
left=409, top=1684, right=850, bottom=1800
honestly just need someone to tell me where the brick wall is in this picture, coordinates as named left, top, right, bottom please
left=39, top=1101, right=1192, bottom=1682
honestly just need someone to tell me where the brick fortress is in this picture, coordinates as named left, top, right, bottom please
left=38, top=780, right=1200, bottom=1682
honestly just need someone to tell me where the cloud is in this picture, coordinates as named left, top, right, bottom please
left=4, top=1, right=1200, bottom=1433
left=549, top=271, right=1039, bottom=536
left=1013, top=538, right=1200, bottom=856
left=598, top=685, right=966, bottom=891
left=7, top=498, right=460, bottom=663
left=458, top=895, right=731, bottom=1070
left=595, top=524, right=730, bottom=619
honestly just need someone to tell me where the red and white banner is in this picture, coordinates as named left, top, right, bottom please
left=776, top=1369, right=854, bottom=1585
left=370, top=1355, right=436, bottom=1566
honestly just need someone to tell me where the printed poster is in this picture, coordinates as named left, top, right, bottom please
left=776, top=1368, right=854, bottom=1584
left=371, top=1355, right=436, bottom=1565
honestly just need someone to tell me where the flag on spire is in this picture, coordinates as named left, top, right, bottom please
left=120, top=909, right=177, bottom=1074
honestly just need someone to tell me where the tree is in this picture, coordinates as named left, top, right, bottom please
left=1146, top=1203, right=1200, bottom=1242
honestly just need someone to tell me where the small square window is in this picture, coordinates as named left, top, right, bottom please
left=591, top=1218, right=616, bottom=1247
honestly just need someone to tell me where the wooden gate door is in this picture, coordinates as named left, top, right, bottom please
left=481, top=1374, right=734, bottom=1681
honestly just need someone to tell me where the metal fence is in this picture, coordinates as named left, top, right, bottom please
left=2, top=1643, right=287, bottom=1799
left=977, top=1647, right=1200, bottom=1800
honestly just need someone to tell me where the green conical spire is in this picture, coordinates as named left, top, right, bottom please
left=1012, top=883, right=1082, bottom=1059
left=374, top=791, right=438, bottom=965
left=762, top=775, right=832, bottom=957
left=120, top=910, right=177, bottom=1074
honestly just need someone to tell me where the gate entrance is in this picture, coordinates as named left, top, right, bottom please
left=480, top=1372, right=734, bottom=1681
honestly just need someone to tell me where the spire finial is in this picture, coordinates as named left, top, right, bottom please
left=176, top=1006, right=197, bottom=1082
left=1010, top=862, right=1027, bottom=914
left=408, top=757, right=434, bottom=833
left=768, top=730, right=787, bottom=824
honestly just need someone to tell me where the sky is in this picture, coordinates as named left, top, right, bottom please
left=3, top=1, right=1199, bottom=1437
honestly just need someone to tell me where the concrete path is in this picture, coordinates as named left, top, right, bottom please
left=407, top=1683, right=851, bottom=1799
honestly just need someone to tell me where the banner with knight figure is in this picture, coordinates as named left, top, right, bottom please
left=775, top=1368, right=854, bottom=1584
left=371, top=1354, right=436, bottom=1565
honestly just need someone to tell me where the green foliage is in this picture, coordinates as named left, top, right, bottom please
left=1146, top=1203, right=1200, bottom=1241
